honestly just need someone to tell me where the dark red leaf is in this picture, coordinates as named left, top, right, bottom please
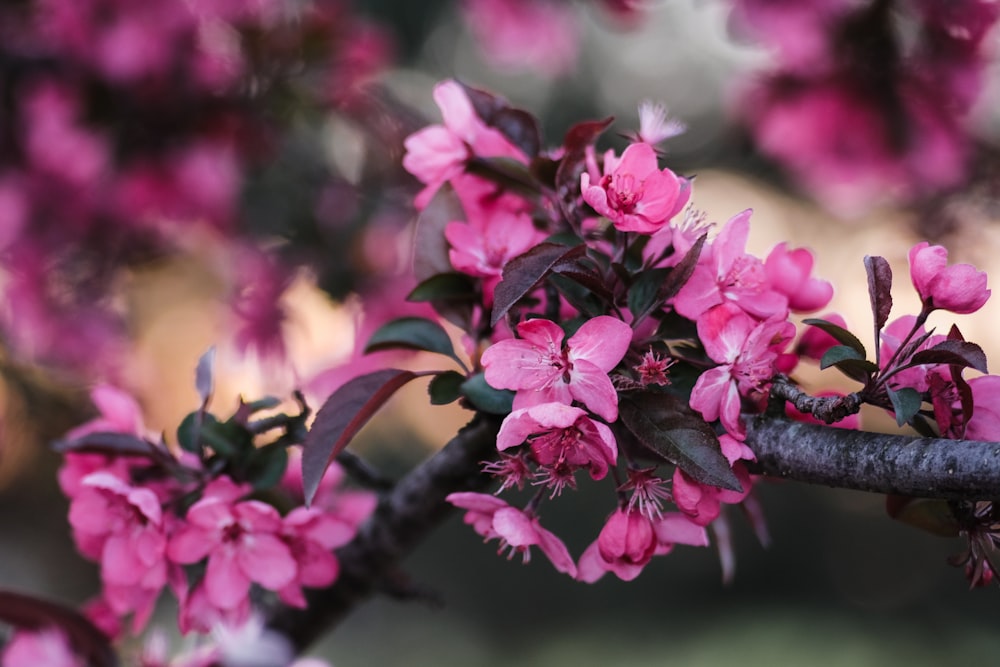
left=659, top=233, right=707, bottom=303
left=490, top=243, right=586, bottom=327
left=864, top=255, right=893, bottom=340
left=52, top=432, right=163, bottom=459
left=801, top=318, right=867, bottom=357
left=413, top=185, right=464, bottom=282
left=0, top=590, right=119, bottom=667
left=562, top=117, right=615, bottom=154
left=490, top=108, right=541, bottom=158
left=619, top=392, right=741, bottom=491
left=301, top=369, right=418, bottom=505
left=459, top=82, right=540, bottom=157
left=910, top=340, right=988, bottom=374
left=195, top=347, right=215, bottom=408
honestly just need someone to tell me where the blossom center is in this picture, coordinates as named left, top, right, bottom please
left=603, top=173, right=643, bottom=213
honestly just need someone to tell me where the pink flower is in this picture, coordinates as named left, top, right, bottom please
left=963, top=376, right=1000, bottom=442
left=497, top=403, right=618, bottom=489
left=672, top=434, right=754, bottom=525
left=673, top=210, right=789, bottom=322
left=67, top=472, right=168, bottom=631
left=577, top=510, right=708, bottom=582
left=2, top=628, right=83, bottom=667
left=689, top=304, right=792, bottom=438
left=403, top=80, right=525, bottom=209
left=595, top=508, right=657, bottom=580
left=908, top=241, right=990, bottom=314
left=764, top=242, right=832, bottom=312
left=278, top=507, right=356, bottom=608
left=446, top=492, right=577, bottom=576
left=167, top=492, right=297, bottom=611
left=445, top=206, right=545, bottom=304
left=482, top=316, right=632, bottom=421
left=581, top=143, right=688, bottom=233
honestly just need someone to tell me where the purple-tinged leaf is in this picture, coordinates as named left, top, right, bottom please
left=364, top=317, right=466, bottom=370
left=490, top=243, right=586, bottom=327
left=459, top=82, right=540, bottom=157
left=886, top=386, right=923, bottom=427
left=302, top=369, right=418, bottom=505
left=52, top=431, right=162, bottom=459
left=195, top=347, right=215, bottom=408
left=490, top=108, right=541, bottom=158
left=910, top=340, right=988, bottom=374
left=885, top=495, right=960, bottom=537
left=555, top=117, right=614, bottom=220
left=413, top=185, right=464, bottom=282
left=863, top=255, right=893, bottom=353
left=619, top=392, right=741, bottom=492
left=562, top=117, right=615, bottom=154
left=0, top=590, right=119, bottom=667
left=658, top=234, right=708, bottom=303
left=801, top=318, right=867, bottom=357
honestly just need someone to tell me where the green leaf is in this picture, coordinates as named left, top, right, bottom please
left=365, top=317, right=466, bottom=370
left=886, top=386, right=923, bottom=427
left=802, top=318, right=867, bottom=357
left=619, top=392, right=742, bottom=491
left=627, top=268, right=671, bottom=321
left=820, top=345, right=878, bottom=383
left=491, top=243, right=586, bottom=327
left=302, top=369, right=419, bottom=505
left=407, top=272, right=478, bottom=303
left=245, top=445, right=289, bottom=491
left=177, top=411, right=202, bottom=453
left=460, top=373, right=514, bottom=415
left=428, top=370, right=465, bottom=405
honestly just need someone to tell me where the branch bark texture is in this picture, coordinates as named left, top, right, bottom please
left=745, top=415, right=1000, bottom=499
left=266, top=414, right=502, bottom=651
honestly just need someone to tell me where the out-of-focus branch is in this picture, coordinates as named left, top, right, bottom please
left=745, top=415, right=1000, bottom=499
left=265, top=414, right=502, bottom=652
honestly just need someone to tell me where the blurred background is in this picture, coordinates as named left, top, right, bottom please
left=1, top=0, right=1000, bottom=664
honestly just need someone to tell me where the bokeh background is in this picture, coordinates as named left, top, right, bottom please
left=2, top=0, right=1000, bottom=665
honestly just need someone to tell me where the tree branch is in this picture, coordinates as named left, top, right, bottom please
left=745, top=415, right=1000, bottom=499
left=265, top=414, right=502, bottom=652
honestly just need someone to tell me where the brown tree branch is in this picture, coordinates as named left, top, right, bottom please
left=265, top=414, right=502, bottom=652
left=264, top=408, right=1000, bottom=655
left=745, top=414, right=1000, bottom=499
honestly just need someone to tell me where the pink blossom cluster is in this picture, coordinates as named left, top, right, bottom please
left=0, top=0, right=392, bottom=373
left=399, top=76, right=1000, bottom=586
left=401, top=80, right=844, bottom=580
left=732, top=0, right=1000, bottom=213
left=56, top=385, right=375, bottom=640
